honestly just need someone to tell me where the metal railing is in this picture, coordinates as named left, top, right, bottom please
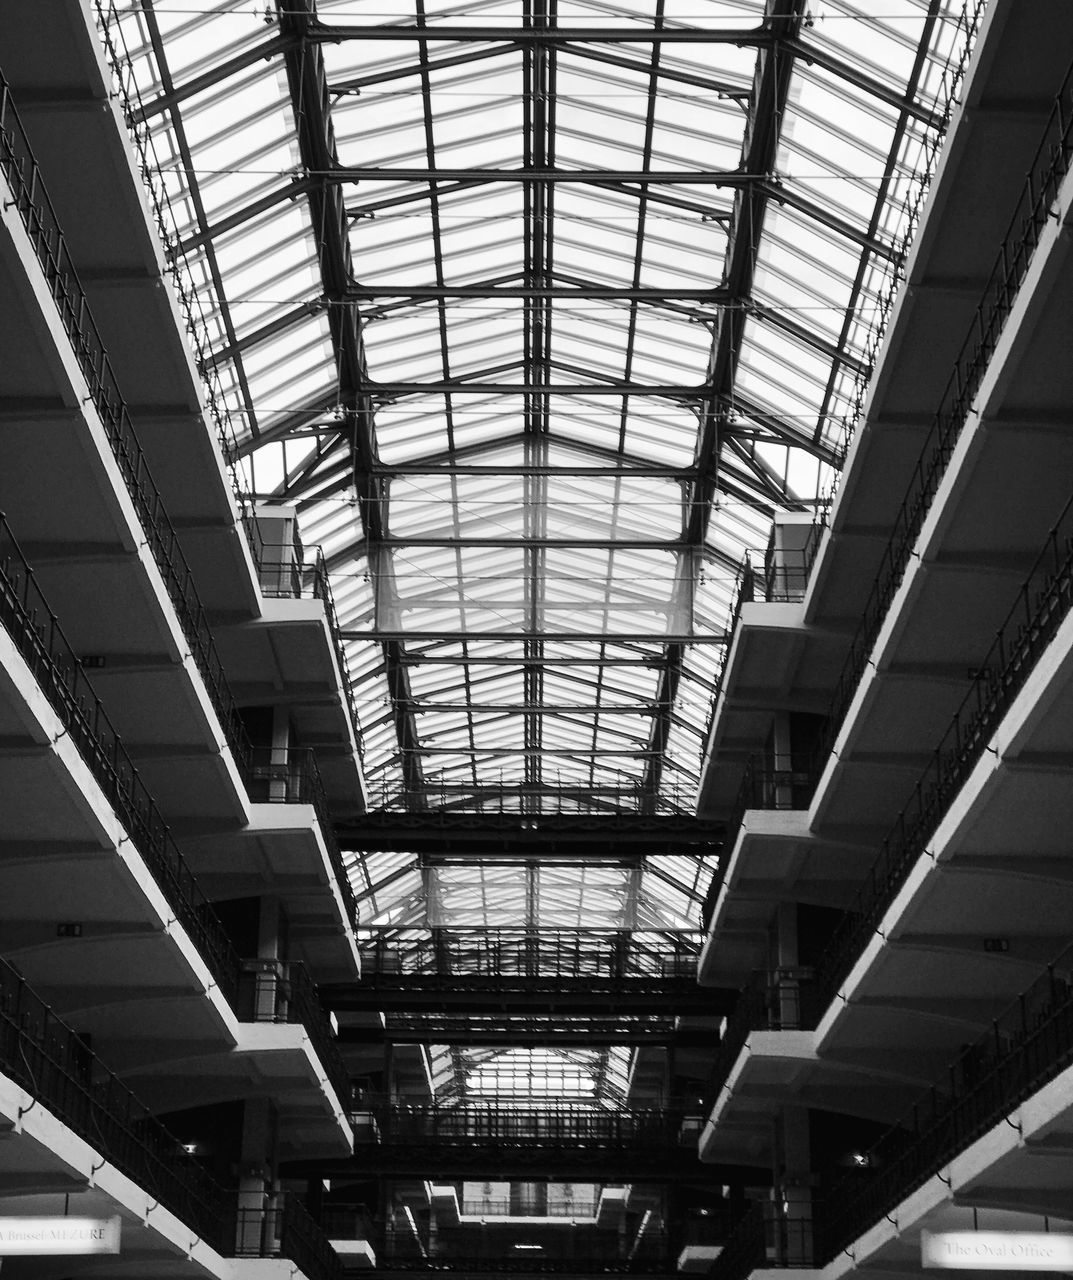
left=0, top=513, right=242, bottom=1006
left=703, top=970, right=820, bottom=1110
left=0, top=76, right=257, bottom=780
left=812, top=47, right=1073, bottom=797
left=811, top=486, right=1073, bottom=1016
left=709, top=947, right=1073, bottom=1269
left=707, top=485, right=1073, bottom=1097
left=238, top=959, right=351, bottom=1109
left=0, top=957, right=232, bottom=1252
left=821, top=944, right=1073, bottom=1259
left=380, top=1225, right=674, bottom=1271
left=252, top=540, right=329, bottom=602
left=357, top=929, right=702, bottom=979
left=700, top=0, right=986, bottom=756
left=364, top=776, right=696, bottom=815
left=708, top=1204, right=814, bottom=1280
left=246, top=748, right=358, bottom=923
left=761, top=523, right=825, bottom=604
left=236, top=1193, right=344, bottom=1280
left=92, top=8, right=365, bottom=757
left=0, top=79, right=364, bottom=836
left=361, top=1100, right=691, bottom=1148
left=458, top=1198, right=599, bottom=1219
left=318, top=1203, right=376, bottom=1240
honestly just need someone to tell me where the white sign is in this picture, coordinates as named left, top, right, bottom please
left=0, top=1216, right=121, bottom=1256
left=922, top=1231, right=1073, bottom=1271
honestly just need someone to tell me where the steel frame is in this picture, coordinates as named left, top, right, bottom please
left=121, top=0, right=968, bottom=1109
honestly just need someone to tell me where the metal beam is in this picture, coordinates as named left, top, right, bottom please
left=324, top=976, right=731, bottom=1016
left=337, top=810, right=723, bottom=854
left=341, top=1021, right=715, bottom=1046
left=276, top=0, right=426, bottom=798
left=340, top=630, right=729, bottom=643
left=312, top=21, right=771, bottom=43
left=347, top=284, right=733, bottom=301
left=362, top=381, right=703, bottom=396
left=288, top=1149, right=762, bottom=1183
left=334, top=166, right=763, bottom=186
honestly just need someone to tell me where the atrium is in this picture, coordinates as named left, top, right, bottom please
left=1, top=0, right=1073, bottom=1277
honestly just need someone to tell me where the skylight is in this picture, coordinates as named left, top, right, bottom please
left=95, top=0, right=986, bottom=1099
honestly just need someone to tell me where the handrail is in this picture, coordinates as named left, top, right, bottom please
left=761, top=523, right=825, bottom=604
left=702, top=969, right=819, bottom=1110
left=812, top=485, right=1073, bottom=1014
left=246, top=748, right=358, bottom=923
left=708, top=1203, right=814, bottom=1280
left=821, top=945, right=1073, bottom=1259
left=701, top=0, right=986, bottom=760
left=0, top=75, right=256, bottom=782
left=811, top=47, right=1073, bottom=796
left=711, top=946, right=1073, bottom=1269
left=0, top=957, right=232, bottom=1252
left=92, top=8, right=365, bottom=757
left=238, top=959, right=351, bottom=1109
left=708, top=484, right=1073, bottom=1092
left=379, top=1226, right=675, bottom=1269
left=236, top=1193, right=345, bottom=1280
left=0, top=512, right=242, bottom=1006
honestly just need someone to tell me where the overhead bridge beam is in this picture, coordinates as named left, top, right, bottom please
left=286, top=1148, right=763, bottom=1184
left=336, top=811, right=723, bottom=854
left=319, top=22, right=770, bottom=41
left=348, top=284, right=733, bottom=301
left=340, top=1022, right=716, bottom=1047
left=322, top=976, right=733, bottom=1016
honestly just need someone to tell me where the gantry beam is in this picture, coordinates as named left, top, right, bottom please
left=337, top=810, right=722, bottom=853
left=340, top=1021, right=716, bottom=1047
left=316, top=22, right=771, bottom=42
left=365, top=1270, right=686, bottom=1280
left=323, top=976, right=730, bottom=1015
left=287, top=1148, right=758, bottom=1183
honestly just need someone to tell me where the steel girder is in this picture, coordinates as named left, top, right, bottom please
left=337, top=810, right=722, bottom=854
left=275, top=0, right=427, bottom=799
left=322, top=975, right=730, bottom=1016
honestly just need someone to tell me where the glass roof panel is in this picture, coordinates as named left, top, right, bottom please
left=95, top=0, right=987, bottom=1100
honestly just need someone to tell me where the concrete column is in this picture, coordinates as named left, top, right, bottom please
left=774, top=902, right=801, bottom=1027
left=269, top=706, right=292, bottom=801
left=772, top=711, right=793, bottom=808
left=772, top=1106, right=812, bottom=1265
left=236, top=1098, right=279, bottom=1254
left=253, top=897, right=284, bottom=1019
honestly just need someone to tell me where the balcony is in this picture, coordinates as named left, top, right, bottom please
left=699, top=27, right=1073, bottom=830
left=0, top=74, right=361, bottom=836
left=236, top=1192, right=346, bottom=1280
left=0, top=73, right=256, bottom=795
left=0, top=955, right=232, bottom=1254
left=238, top=958, right=352, bottom=1111
left=806, top=49, right=1073, bottom=813
left=810, top=485, right=1073, bottom=1022
left=246, top=748, right=359, bottom=925
left=706, top=946, right=1073, bottom=1280
left=0, top=511, right=242, bottom=1009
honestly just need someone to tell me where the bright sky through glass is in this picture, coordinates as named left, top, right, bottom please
left=97, top=0, right=984, bottom=1099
